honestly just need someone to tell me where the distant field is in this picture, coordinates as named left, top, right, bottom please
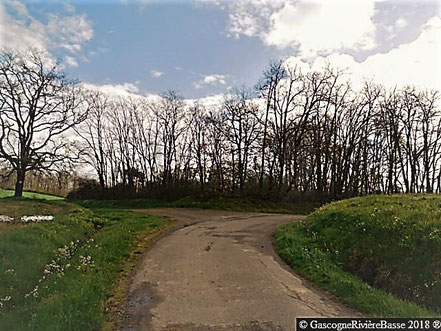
left=0, top=190, right=173, bottom=330
left=0, top=189, right=64, bottom=200
left=274, top=194, right=441, bottom=317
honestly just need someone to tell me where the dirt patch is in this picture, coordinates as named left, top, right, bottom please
left=119, top=281, right=162, bottom=331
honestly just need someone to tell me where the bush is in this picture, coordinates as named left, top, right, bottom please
left=68, top=178, right=333, bottom=205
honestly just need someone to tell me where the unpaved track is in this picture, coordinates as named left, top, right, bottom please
left=121, top=209, right=357, bottom=331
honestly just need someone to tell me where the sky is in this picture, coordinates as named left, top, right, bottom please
left=0, top=0, right=440, bottom=100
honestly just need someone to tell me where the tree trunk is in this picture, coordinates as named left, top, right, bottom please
left=98, top=172, right=106, bottom=189
left=14, top=169, right=26, bottom=197
left=259, top=99, right=270, bottom=188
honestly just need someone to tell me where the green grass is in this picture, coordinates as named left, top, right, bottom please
left=0, top=195, right=69, bottom=235
left=76, top=196, right=319, bottom=215
left=274, top=194, right=441, bottom=317
left=0, top=189, right=64, bottom=200
left=0, top=192, right=173, bottom=330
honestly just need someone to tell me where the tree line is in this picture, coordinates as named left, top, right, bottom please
left=1, top=49, right=440, bottom=199
left=77, top=61, right=441, bottom=199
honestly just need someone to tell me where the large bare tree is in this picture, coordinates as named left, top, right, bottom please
left=0, top=49, right=87, bottom=197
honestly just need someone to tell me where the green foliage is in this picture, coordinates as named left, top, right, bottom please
left=274, top=194, right=441, bottom=317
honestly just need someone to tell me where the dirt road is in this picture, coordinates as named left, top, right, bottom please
left=121, top=209, right=356, bottom=331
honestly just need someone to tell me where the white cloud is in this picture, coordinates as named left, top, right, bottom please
left=226, top=0, right=285, bottom=38
left=185, top=93, right=226, bottom=107
left=196, top=0, right=224, bottom=6
left=150, top=70, right=164, bottom=78
left=204, top=74, right=227, bottom=84
left=83, top=82, right=141, bottom=98
left=266, top=0, right=377, bottom=57
left=47, top=14, right=93, bottom=53
left=219, top=0, right=379, bottom=58
left=144, top=93, right=162, bottom=103
left=0, top=2, right=93, bottom=56
left=64, top=3, right=75, bottom=13
left=198, top=94, right=226, bottom=107
left=64, top=55, right=78, bottom=68
left=8, top=0, right=30, bottom=17
left=395, top=17, right=408, bottom=30
left=0, top=3, right=48, bottom=51
left=84, top=83, right=226, bottom=107
left=193, top=74, right=227, bottom=89
left=384, top=16, right=410, bottom=39
left=286, top=15, right=441, bottom=92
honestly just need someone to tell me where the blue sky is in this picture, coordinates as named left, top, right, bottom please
left=1, top=0, right=440, bottom=99
left=76, top=2, right=284, bottom=97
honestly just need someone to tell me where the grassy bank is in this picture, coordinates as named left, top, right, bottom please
left=0, top=191, right=173, bottom=330
left=76, top=196, right=319, bottom=215
left=274, top=194, right=441, bottom=317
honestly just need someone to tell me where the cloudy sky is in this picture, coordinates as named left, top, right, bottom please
left=0, top=0, right=440, bottom=99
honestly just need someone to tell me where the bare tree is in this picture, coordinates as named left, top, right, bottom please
left=188, top=103, right=209, bottom=188
left=0, top=49, right=87, bottom=197
left=416, top=89, right=440, bottom=193
left=76, top=90, right=109, bottom=189
left=221, top=87, right=262, bottom=191
left=256, top=60, right=286, bottom=188
left=108, top=97, right=138, bottom=188
left=155, top=91, right=186, bottom=186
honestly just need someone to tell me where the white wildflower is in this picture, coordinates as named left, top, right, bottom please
left=20, top=215, right=54, bottom=223
left=4, top=269, right=15, bottom=275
